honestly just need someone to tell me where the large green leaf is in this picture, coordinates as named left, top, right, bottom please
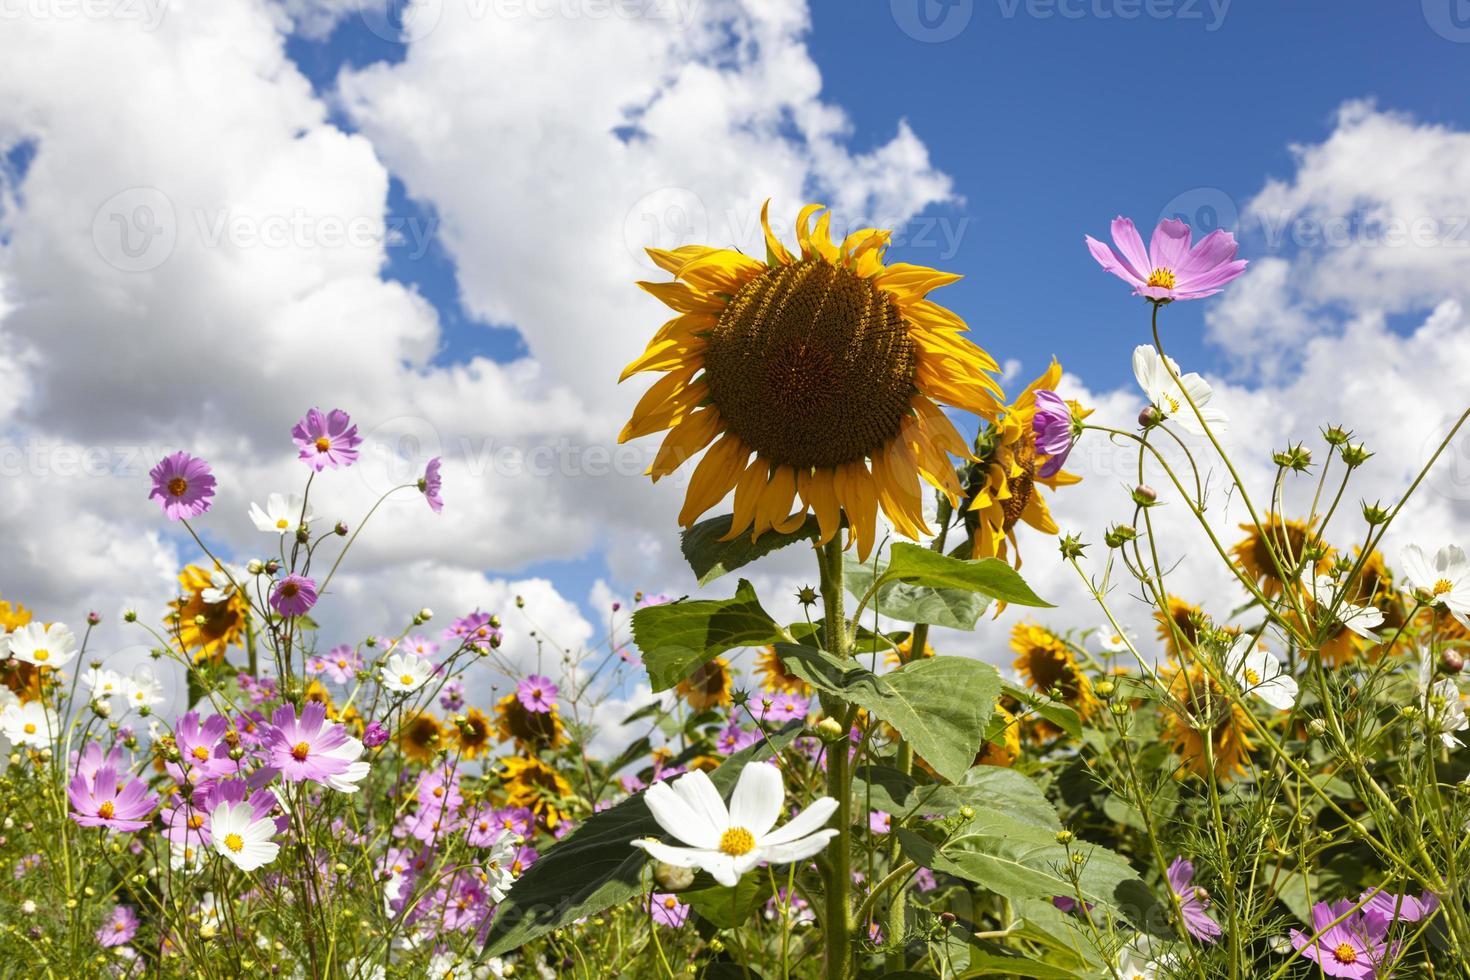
left=853, top=765, right=1058, bottom=829
left=681, top=873, right=772, bottom=929
left=1003, top=682, right=1082, bottom=740
left=959, top=950, right=1087, bottom=978
left=482, top=724, right=802, bottom=957
left=779, top=646, right=1000, bottom=782
left=680, top=514, right=820, bottom=586
left=884, top=543, right=1052, bottom=608
left=633, top=579, right=785, bottom=691
left=844, top=553, right=990, bottom=630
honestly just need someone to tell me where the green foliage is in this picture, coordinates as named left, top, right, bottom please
left=632, top=579, right=784, bottom=690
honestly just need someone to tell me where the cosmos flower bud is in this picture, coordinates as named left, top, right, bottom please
left=1361, top=501, right=1390, bottom=525
left=1322, top=425, right=1350, bottom=445
left=815, top=716, right=844, bottom=740
left=1055, top=830, right=1074, bottom=845
left=1138, top=405, right=1162, bottom=428
left=420, top=607, right=434, bottom=621
left=1307, top=718, right=1327, bottom=737
left=795, top=585, right=819, bottom=607
left=1441, top=650, right=1465, bottom=676
left=246, top=559, right=264, bottom=575
left=123, top=610, right=137, bottom=623
left=296, top=526, right=311, bottom=544
left=335, top=521, right=349, bottom=536
left=265, top=559, right=281, bottom=575
left=1095, top=680, right=1116, bottom=699
left=653, top=862, right=696, bottom=892
left=1339, top=443, right=1372, bottom=467
left=1058, top=533, right=1087, bottom=560
left=1104, top=524, right=1137, bottom=548
left=515, top=596, right=525, bottom=609
left=1131, top=484, right=1158, bottom=506
left=86, top=611, right=101, bottom=626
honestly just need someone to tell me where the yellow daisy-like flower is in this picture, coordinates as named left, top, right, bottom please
left=754, top=645, right=809, bottom=695
left=500, top=754, right=573, bottom=828
left=398, top=713, right=443, bottom=764
left=964, top=361, right=1084, bottom=567
left=0, top=594, right=43, bottom=703
left=677, top=656, right=734, bottom=712
left=1230, top=516, right=1330, bottom=599
left=1155, top=595, right=1205, bottom=658
left=454, top=707, right=495, bottom=760
left=493, top=693, right=565, bottom=752
left=883, top=633, right=936, bottom=669
left=618, top=201, right=1005, bottom=561
left=169, top=564, right=248, bottom=664
left=1162, top=665, right=1254, bottom=781
left=303, top=679, right=336, bottom=715
left=977, top=702, right=1021, bottom=768
left=0, top=593, right=31, bottom=632
left=1010, top=622, right=1098, bottom=722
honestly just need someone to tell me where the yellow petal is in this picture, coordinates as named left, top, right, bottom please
left=619, top=338, right=703, bottom=382
left=873, top=262, right=964, bottom=301
left=751, top=464, right=798, bottom=540
left=679, top=435, right=748, bottom=527
left=636, top=280, right=725, bottom=315
left=645, top=244, right=719, bottom=276
left=721, top=458, right=770, bottom=541
left=760, top=199, right=793, bottom=266
left=835, top=461, right=879, bottom=562
left=798, top=468, right=842, bottom=545
left=619, top=372, right=705, bottom=443
left=678, top=249, right=765, bottom=295
left=648, top=407, right=722, bottom=480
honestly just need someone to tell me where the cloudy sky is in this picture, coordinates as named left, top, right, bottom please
left=1, top=0, right=1468, bottom=728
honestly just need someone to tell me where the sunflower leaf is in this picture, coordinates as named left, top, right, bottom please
left=777, top=646, right=1000, bottom=782
left=883, top=543, right=1053, bottom=608
left=481, top=723, right=802, bottom=958
left=634, top=580, right=785, bottom=691
left=842, top=553, right=991, bottom=630
left=680, top=513, right=821, bottom=586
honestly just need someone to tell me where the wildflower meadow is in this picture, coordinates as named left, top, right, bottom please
left=3, top=196, right=1469, bottom=980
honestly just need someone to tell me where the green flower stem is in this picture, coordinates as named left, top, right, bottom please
left=818, top=534, right=854, bottom=980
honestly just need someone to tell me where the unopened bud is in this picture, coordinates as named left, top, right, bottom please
left=1322, top=425, right=1350, bottom=446
left=335, top=521, right=349, bottom=537
left=246, top=559, right=264, bottom=575
left=653, top=862, right=696, bottom=892
left=86, top=611, right=101, bottom=626
left=1103, top=524, right=1137, bottom=548
left=515, top=596, right=525, bottom=609
left=1441, top=650, right=1465, bottom=676
left=1339, top=443, right=1372, bottom=468
left=1361, top=501, right=1390, bottom=526
left=1131, top=484, right=1157, bottom=506
left=1055, top=830, right=1074, bottom=845
left=1138, top=405, right=1163, bottom=428
left=1307, top=718, right=1327, bottom=737
left=419, top=607, right=434, bottom=621
left=815, top=717, right=844, bottom=740
left=123, top=610, right=137, bottom=623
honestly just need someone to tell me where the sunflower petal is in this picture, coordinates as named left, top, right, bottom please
left=648, top=407, right=722, bottom=480
left=679, top=435, right=748, bottom=527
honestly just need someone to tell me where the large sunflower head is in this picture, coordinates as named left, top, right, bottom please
left=963, top=362, right=1084, bottom=566
left=619, top=202, right=1006, bottom=561
left=976, top=702, right=1022, bottom=768
left=494, top=693, right=565, bottom=752
left=453, top=706, right=495, bottom=760
left=1162, top=664, right=1254, bottom=781
left=169, top=564, right=248, bottom=664
left=398, top=712, right=444, bottom=764
left=677, top=656, right=734, bottom=712
left=1010, top=622, right=1098, bottom=722
left=500, top=754, right=573, bottom=828
left=1155, top=595, right=1206, bottom=659
left=754, top=645, right=809, bottom=695
left=1230, top=516, right=1330, bottom=600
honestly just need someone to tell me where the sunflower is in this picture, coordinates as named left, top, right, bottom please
left=0, top=594, right=31, bottom=632
left=398, top=712, right=443, bottom=764
left=884, top=634, right=936, bottom=669
left=1161, top=664, right=1254, bottom=780
left=0, top=595, right=43, bottom=704
left=493, top=693, right=564, bottom=752
left=963, top=361, right=1084, bottom=566
left=1155, top=596, right=1206, bottom=659
left=677, top=657, right=733, bottom=712
left=303, top=679, right=336, bottom=715
left=453, top=707, right=494, bottom=760
left=754, top=646, right=809, bottom=695
left=1230, top=516, right=1330, bottom=599
left=1011, top=622, right=1099, bottom=722
left=169, top=564, right=248, bottom=664
left=618, top=202, right=1005, bottom=561
left=500, top=754, right=573, bottom=828
left=976, top=703, right=1021, bottom=768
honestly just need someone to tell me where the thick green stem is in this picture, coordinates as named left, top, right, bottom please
left=819, top=535, right=854, bottom=980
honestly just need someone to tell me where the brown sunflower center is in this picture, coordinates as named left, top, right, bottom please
left=1001, top=442, right=1038, bottom=531
left=703, top=259, right=917, bottom=469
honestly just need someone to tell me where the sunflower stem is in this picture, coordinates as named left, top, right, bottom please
left=818, top=535, right=854, bottom=980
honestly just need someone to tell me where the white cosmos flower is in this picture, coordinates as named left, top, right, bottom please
left=631, top=764, right=838, bottom=887
left=1, top=701, right=58, bottom=747
left=1400, top=544, right=1470, bottom=626
left=1227, top=636, right=1298, bottom=711
left=382, top=653, right=432, bottom=694
left=1429, top=678, right=1468, bottom=749
left=7, top=622, right=77, bottom=669
left=1310, top=575, right=1384, bottom=642
left=1132, top=346, right=1227, bottom=436
left=1116, top=933, right=1172, bottom=979
left=120, top=669, right=166, bottom=712
left=170, top=840, right=207, bottom=875
left=249, top=492, right=312, bottom=535
left=200, top=564, right=247, bottom=605
left=209, top=801, right=279, bottom=872
left=482, top=833, right=521, bottom=903
left=322, top=731, right=370, bottom=793
left=82, top=667, right=126, bottom=703
left=1096, top=624, right=1134, bottom=654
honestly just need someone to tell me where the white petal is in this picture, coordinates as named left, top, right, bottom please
left=706, top=853, right=742, bottom=887
left=670, top=770, right=730, bottom=834
left=631, top=838, right=715, bottom=869
left=728, top=762, right=784, bottom=838
left=757, top=829, right=839, bottom=866
left=642, top=781, right=717, bottom=848
left=1400, top=545, right=1435, bottom=591
left=760, top=796, right=838, bottom=847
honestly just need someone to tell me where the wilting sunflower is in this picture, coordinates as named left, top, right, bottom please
left=976, top=702, right=1021, bottom=768
left=1230, top=516, right=1330, bottom=599
left=1162, top=665, right=1254, bottom=780
left=754, top=646, right=809, bottom=695
left=169, top=564, right=248, bottom=664
left=963, top=361, right=1084, bottom=566
left=618, top=202, right=1005, bottom=561
left=493, top=693, right=564, bottom=752
left=500, top=755, right=573, bottom=828
left=1155, top=596, right=1206, bottom=659
left=453, top=707, right=494, bottom=760
left=398, top=712, right=443, bottom=764
left=1011, top=622, right=1099, bottom=722
left=677, top=657, right=733, bottom=712
left=883, top=634, right=936, bottom=669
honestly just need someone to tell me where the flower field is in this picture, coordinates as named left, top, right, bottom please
left=2, top=204, right=1469, bottom=980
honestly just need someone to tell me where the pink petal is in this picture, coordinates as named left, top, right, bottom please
left=1148, top=218, right=1192, bottom=273
left=1109, top=216, right=1151, bottom=280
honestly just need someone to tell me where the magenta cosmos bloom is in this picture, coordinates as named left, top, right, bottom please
left=1168, top=857, right=1221, bottom=942
left=1032, top=390, right=1075, bottom=478
left=649, top=892, right=690, bottom=928
left=420, top=457, right=444, bottom=513
left=1290, top=900, right=1398, bottom=979
left=1360, top=889, right=1438, bottom=924
left=1086, top=216, right=1247, bottom=303
left=292, top=407, right=362, bottom=471
left=270, top=574, right=318, bottom=617
left=96, top=905, right=139, bottom=947
left=147, top=452, right=215, bottom=521
left=516, top=674, right=558, bottom=713
left=68, top=766, right=157, bottom=833
left=262, top=701, right=354, bottom=784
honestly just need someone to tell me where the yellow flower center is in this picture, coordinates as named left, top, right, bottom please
left=23, top=722, right=36, bottom=735
left=1333, top=942, right=1357, bottom=964
left=168, top=476, right=189, bottom=497
left=1434, top=578, right=1454, bottom=596
left=400, top=673, right=416, bottom=686
left=191, top=746, right=211, bottom=761
left=32, top=649, right=49, bottom=662
left=1146, top=267, right=1176, bottom=290
left=704, top=258, right=918, bottom=469
left=98, top=801, right=116, bottom=819
left=224, top=833, right=245, bottom=853
left=663, top=897, right=678, bottom=909
left=188, top=813, right=205, bottom=829
left=718, top=826, right=756, bottom=857
left=291, top=741, right=311, bottom=761
left=276, top=518, right=289, bottom=529
left=314, top=436, right=331, bottom=453
left=1243, top=668, right=1261, bottom=686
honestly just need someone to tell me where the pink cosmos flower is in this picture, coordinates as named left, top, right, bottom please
left=1032, top=390, right=1076, bottom=478
left=262, top=702, right=353, bottom=784
left=445, top=612, right=500, bottom=651
left=404, top=634, right=440, bottom=658
left=649, top=892, right=690, bottom=928
left=1290, top=900, right=1398, bottom=979
left=516, top=675, right=558, bottom=713
left=292, top=407, right=362, bottom=471
left=494, top=806, right=535, bottom=840
left=73, top=741, right=126, bottom=783
left=1360, top=889, right=1439, bottom=924
left=869, top=811, right=892, bottom=834
left=716, top=723, right=758, bottom=755
left=147, top=452, right=215, bottom=521
left=464, top=805, right=502, bottom=848
left=420, top=457, right=444, bottom=514
left=362, top=721, right=389, bottom=748
left=68, top=766, right=157, bottom=833
left=319, top=644, right=361, bottom=684
left=1168, top=857, right=1221, bottom=942
left=270, top=574, right=318, bottom=617
left=96, top=905, right=139, bottom=947
left=755, top=691, right=810, bottom=725
left=1086, top=216, right=1247, bottom=303
left=169, top=712, right=233, bottom=783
